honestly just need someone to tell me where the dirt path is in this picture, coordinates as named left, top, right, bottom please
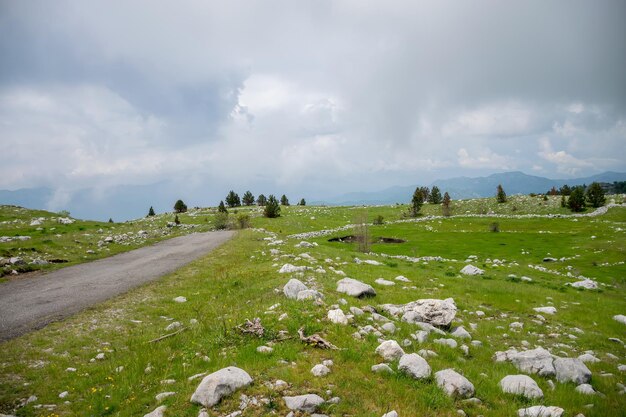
left=0, top=231, right=234, bottom=342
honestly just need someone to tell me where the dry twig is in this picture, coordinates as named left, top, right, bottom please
left=237, top=317, right=265, bottom=337
left=148, top=327, right=186, bottom=343
left=298, top=327, right=338, bottom=350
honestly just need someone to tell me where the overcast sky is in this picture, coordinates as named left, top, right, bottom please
left=1, top=0, right=625, bottom=202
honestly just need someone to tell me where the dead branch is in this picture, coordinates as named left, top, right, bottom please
left=298, top=327, right=338, bottom=350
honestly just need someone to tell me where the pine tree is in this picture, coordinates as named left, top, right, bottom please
left=280, top=195, right=290, bottom=206
left=225, top=191, right=241, bottom=207
left=549, top=187, right=558, bottom=196
left=442, top=192, right=451, bottom=217
left=257, top=194, right=267, bottom=206
left=586, top=182, right=606, bottom=208
left=560, top=184, right=572, bottom=196
left=561, top=195, right=567, bottom=208
left=242, top=191, right=255, bottom=206
left=218, top=200, right=228, bottom=213
left=147, top=206, right=155, bottom=217
left=496, top=184, right=507, bottom=203
left=429, top=186, right=442, bottom=204
left=264, top=195, right=281, bottom=218
left=411, top=187, right=424, bottom=217
left=420, top=186, right=430, bottom=202
left=108, top=218, right=114, bottom=223
left=568, top=186, right=586, bottom=212
left=174, top=199, right=188, bottom=213
left=299, top=198, right=306, bottom=206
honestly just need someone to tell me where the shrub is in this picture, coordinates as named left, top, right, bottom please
left=542, top=195, right=548, bottom=201
left=257, top=194, right=267, bottom=206
left=489, top=222, right=500, bottom=232
left=264, top=195, right=281, bottom=218
left=429, top=186, right=442, bottom=204
left=218, top=200, right=228, bottom=213
left=213, top=212, right=229, bottom=230
left=299, top=198, right=306, bottom=206
left=586, top=182, right=606, bottom=208
left=242, top=191, right=255, bottom=206
left=280, top=195, right=290, bottom=206
left=174, top=214, right=180, bottom=225
left=442, top=192, right=451, bottom=217
left=353, top=211, right=370, bottom=253
left=560, top=184, right=571, bottom=196
left=108, top=218, right=114, bottom=223
left=174, top=199, right=188, bottom=213
left=373, top=215, right=384, bottom=225
left=147, top=206, right=155, bottom=217
left=561, top=195, right=567, bottom=208
left=411, top=187, right=424, bottom=217
left=568, top=186, right=586, bottom=212
left=225, top=191, right=241, bottom=207
left=236, top=213, right=251, bottom=229
left=496, top=184, right=507, bottom=203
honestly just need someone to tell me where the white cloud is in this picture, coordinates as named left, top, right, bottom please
left=442, top=103, right=534, bottom=138
left=537, top=137, right=594, bottom=175
left=457, top=147, right=513, bottom=170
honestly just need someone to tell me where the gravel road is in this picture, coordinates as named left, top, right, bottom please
left=0, top=230, right=234, bottom=341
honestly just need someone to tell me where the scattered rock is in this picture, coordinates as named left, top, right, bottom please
left=517, top=406, right=564, bottom=417
left=613, top=315, right=626, bottom=325
left=575, top=384, right=596, bottom=395
left=398, top=353, right=431, bottom=379
left=156, top=392, right=176, bottom=401
left=144, top=406, right=167, bottom=417
left=375, top=278, right=395, bottom=286
left=173, top=296, right=187, bottom=303
left=328, top=309, right=348, bottom=325
left=382, top=411, right=398, bottom=417
left=190, top=367, right=253, bottom=407
left=337, top=278, right=377, bottom=298
left=434, top=338, right=458, bottom=348
left=460, top=265, right=484, bottom=276
left=283, top=394, right=325, bottom=412
left=533, top=307, right=557, bottom=315
left=279, top=264, right=308, bottom=274
left=375, top=340, right=405, bottom=361
left=554, top=358, right=592, bottom=384
left=284, top=279, right=308, bottom=299
left=381, top=298, right=457, bottom=327
left=435, top=369, right=475, bottom=398
left=311, top=364, right=331, bottom=377
left=371, top=363, right=394, bottom=374
left=499, top=375, right=543, bottom=399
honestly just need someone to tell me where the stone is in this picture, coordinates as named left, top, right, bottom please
left=554, top=358, right=591, bottom=384
left=381, top=298, right=457, bottom=327
left=283, top=394, right=325, bottom=412
left=435, top=369, right=475, bottom=398
left=337, top=278, right=377, bottom=298
left=434, top=338, right=458, bottom=348
left=165, top=321, right=182, bottom=332
left=375, top=278, right=395, bottom=286
left=517, top=406, right=564, bottom=417
left=499, top=375, right=543, bottom=399
left=577, top=353, right=600, bottom=363
left=395, top=275, right=410, bottom=282
left=460, top=265, right=484, bottom=275
left=575, top=384, right=595, bottom=395
left=451, top=326, right=472, bottom=340
left=381, top=322, right=397, bottom=334
left=371, top=363, right=394, bottom=374
left=533, top=307, right=557, bottom=315
left=328, top=309, right=348, bottom=325
left=173, top=296, right=187, bottom=303
left=279, top=264, right=308, bottom=274
left=613, top=315, right=626, bottom=325
left=570, top=279, right=598, bottom=290
left=156, top=392, right=176, bottom=401
left=283, top=279, right=308, bottom=299
left=311, top=364, right=331, bottom=377
left=382, top=412, right=398, bottom=417
left=350, top=306, right=364, bottom=316
left=256, top=346, right=273, bottom=354
left=144, top=406, right=167, bottom=417
left=375, top=340, right=405, bottom=361
left=508, top=347, right=556, bottom=377
left=296, top=290, right=324, bottom=301
left=398, top=353, right=431, bottom=379
left=190, top=366, right=253, bottom=407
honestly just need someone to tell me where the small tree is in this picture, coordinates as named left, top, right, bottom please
left=280, top=195, right=290, bottom=206
left=242, top=191, right=255, bottom=206
left=257, top=194, right=267, bottom=206
left=420, top=186, right=430, bottom=202
left=586, top=182, right=606, bottom=208
left=174, top=199, right=188, bottom=213
left=213, top=212, right=229, bottom=230
left=218, top=200, right=228, bottom=213
left=236, top=213, right=250, bottom=229
left=560, top=184, right=572, bottom=196
left=549, top=187, right=558, bottom=196
left=568, top=186, right=586, bottom=212
left=429, top=186, right=442, bottom=204
left=108, top=218, right=114, bottom=223
left=354, top=210, right=371, bottom=253
left=411, top=187, right=424, bottom=217
left=299, top=198, right=306, bottom=206
left=147, top=206, right=155, bottom=217
left=174, top=214, right=180, bottom=225
left=561, top=195, right=567, bottom=208
left=264, top=195, right=281, bottom=218
left=225, top=191, right=241, bottom=208
left=496, top=184, right=507, bottom=203
left=442, top=192, right=451, bottom=217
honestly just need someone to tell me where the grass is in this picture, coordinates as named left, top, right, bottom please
left=0, top=197, right=625, bottom=416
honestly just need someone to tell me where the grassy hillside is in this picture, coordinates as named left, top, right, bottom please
left=0, top=196, right=625, bottom=416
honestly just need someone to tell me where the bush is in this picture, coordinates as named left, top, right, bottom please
left=218, top=201, right=228, bottom=213
left=236, top=213, right=251, bottom=229
left=174, top=199, right=188, bottom=213
left=213, top=212, right=230, bottom=230
left=353, top=211, right=370, bottom=253
left=568, top=187, right=586, bottom=212
left=174, top=214, right=180, bottom=225
left=489, top=222, right=500, bottom=232
left=373, top=215, right=384, bottom=225
left=299, top=198, right=306, bottom=206
left=264, top=195, right=281, bottom=218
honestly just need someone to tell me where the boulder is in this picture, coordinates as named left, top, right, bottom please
left=283, top=279, right=308, bottom=299
left=143, top=406, right=167, bottom=417
left=375, top=340, right=405, bottom=361
left=508, top=347, right=556, bottom=377
left=569, top=279, right=598, bottom=290
left=382, top=412, right=398, bottom=417
left=375, top=278, right=395, bottom=286
left=499, top=375, right=543, bottom=399
left=327, top=309, right=348, bottom=325
left=460, top=265, right=484, bottom=275
left=533, top=307, right=557, bottom=315
left=435, top=369, right=475, bottom=398
left=283, top=394, right=325, bottom=412
left=434, top=338, right=458, bottom=348
left=311, top=364, right=331, bottom=377
left=380, top=298, right=457, bottom=327
left=371, top=363, right=394, bottom=374
left=337, top=278, right=377, bottom=298
left=517, top=406, right=564, bottom=417
left=554, top=358, right=591, bottom=384
left=398, top=353, right=431, bottom=379
left=190, top=367, right=253, bottom=407
left=451, top=326, right=472, bottom=340
left=613, top=314, right=626, bottom=325
left=575, top=384, right=595, bottom=395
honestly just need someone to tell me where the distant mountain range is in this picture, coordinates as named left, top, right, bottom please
left=1, top=171, right=625, bottom=221
left=315, top=171, right=626, bottom=206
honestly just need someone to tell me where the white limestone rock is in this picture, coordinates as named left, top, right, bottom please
left=554, top=358, right=591, bottom=384
left=375, top=340, right=405, bottom=361
left=499, top=375, right=543, bottom=399
left=435, top=369, right=475, bottom=398
left=517, top=406, right=564, bottom=417
left=398, top=353, right=431, bottom=379
left=283, top=279, right=308, bottom=299
left=190, top=367, right=253, bottom=407
left=460, top=265, right=484, bottom=276
left=336, top=278, right=377, bottom=298
left=283, top=394, right=325, bottom=412
left=328, top=309, right=348, bottom=325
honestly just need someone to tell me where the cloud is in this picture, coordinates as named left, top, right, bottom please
left=537, top=138, right=594, bottom=175
left=457, top=148, right=514, bottom=170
